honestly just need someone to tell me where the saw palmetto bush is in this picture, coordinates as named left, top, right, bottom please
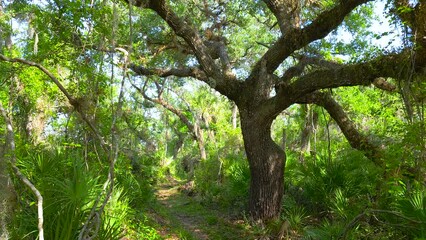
left=286, top=150, right=379, bottom=212
left=9, top=147, right=151, bottom=239
left=194, top=151, right=250, bottom=210
left=283, top=149, right=382, bottom=238
left=395, top=190, right=426, bottom=239
left=10, top=150, right=93, bottom=239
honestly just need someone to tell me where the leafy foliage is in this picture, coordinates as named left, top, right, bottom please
left=1, top=0, right=426, bottom=239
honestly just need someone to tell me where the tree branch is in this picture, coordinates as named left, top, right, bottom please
left=133, top=81, right=195, bottom=131
left=263, top=0, right=301, bottom=35
left=125, top=0, right=240, bottom=98
left=0, top=54, right=123, bottom=239
left=281, top=53, right=402, bottom=102
left=131, top=80, right=207, bottom=159
left=249, top=0, right=371, bottom=81
left=0, top=54, right=109, bottom=151
left=129, top=63, right=208, bottom=81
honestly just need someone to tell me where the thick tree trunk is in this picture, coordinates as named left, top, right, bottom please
left=240, top=110, right=286, bottom=221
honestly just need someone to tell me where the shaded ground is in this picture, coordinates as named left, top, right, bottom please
left=147, top=180, right=255, bottom=240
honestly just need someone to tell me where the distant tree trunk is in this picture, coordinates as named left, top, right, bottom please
left=0, top=143, right=14, bottom=239
left=299, top=105, right=318, bottom=163
left=172, top=131, right=185, bottom=159
left=231, top=103, right=238, bottom=129
left=0, top=102, right=44, bottom=240
left=240, top=110, right=285, bottom=220
left=193, top=116, right=207, bottom=160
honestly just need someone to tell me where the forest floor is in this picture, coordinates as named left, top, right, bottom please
left=145, top=179, right=257, bottom=240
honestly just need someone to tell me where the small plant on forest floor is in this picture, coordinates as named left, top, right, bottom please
left=303, top=219, right=345, bottom=240
left=396, top=190, right=426, bottom=238
left=284, top=205, right=308, bottom=232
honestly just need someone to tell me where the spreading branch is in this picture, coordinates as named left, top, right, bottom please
left=280, top=53, right=401, bottom=102
left=131, top=80, right=207, bottom=160
left=263, top=0, right=300, bottom=34
left=257, top=52, right=401, bottom=122
left=249, top=0, right=371, bottom=82
left=0, top=54, right=109, bottom=151
left=130, top=63, right=208, bottom=81
left=124, top=0, right=241, bottom=99
left=278, top=55, right=343, bottom=84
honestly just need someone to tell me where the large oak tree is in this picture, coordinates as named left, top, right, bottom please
left=124, top=0, right=426, bottom=221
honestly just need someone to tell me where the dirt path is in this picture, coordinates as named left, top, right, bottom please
left=155, top=183, right=209, bottom=240
left=149, top=181, right=254, bottom=240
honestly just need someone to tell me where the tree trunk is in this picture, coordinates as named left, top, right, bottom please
left=299, top=105, right=318, bottom=163
left=231, top=103, right=238, bottom=129
left=240, top=110, right=286, bottom=221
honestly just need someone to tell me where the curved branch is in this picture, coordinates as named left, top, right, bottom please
left=0, top=55, right=74, bottom=102
left=282, top=53, right=402, bottom=102
left=263, top=0, right=300, bottom=34
left=125, top=0, right=240, bottom=98
left=298, top=91, right=384, bottom=166
left=0, top=54, right=109, bottom=151
left=130, top=63, right=208, bottom=81
left=279, top=55, right=343, bottom=84
left=249, top=0, right=371, bottom=81
left=131, top=81, right=207, bottom=160
left=133, top=82, right=195, bottom=131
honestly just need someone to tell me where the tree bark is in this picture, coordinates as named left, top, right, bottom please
left=240, top=110, right=285, bottom=220
left=299, top=105, right=318, bottom=163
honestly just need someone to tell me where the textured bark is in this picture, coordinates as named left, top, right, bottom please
left=0, top=143, right=14, bottom=239
left=240, top=110, right=285, bottom=220
left=414, top=1, right=426, bottom=70
left=299, top=105, right=318, bottom=163
left=263, top=0, right=300, bottom=34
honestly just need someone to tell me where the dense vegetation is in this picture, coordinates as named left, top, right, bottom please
left=0, top=0, right=425, bottom=239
